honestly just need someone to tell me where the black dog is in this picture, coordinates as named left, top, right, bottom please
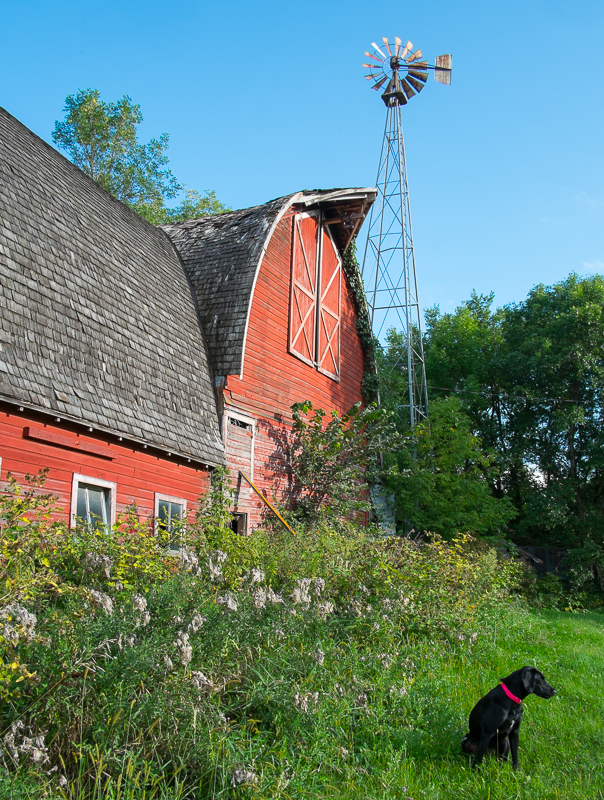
left=462, top=666, right=556, bottom=768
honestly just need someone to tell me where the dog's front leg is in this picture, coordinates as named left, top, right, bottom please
left=472, top=732, right=493, bottom=769
left=508, top=725, right=520, bottom=769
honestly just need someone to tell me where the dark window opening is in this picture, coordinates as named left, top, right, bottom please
left=230, top=417, right=252, bottom=430
left=230, top=512, right=248, bottom=536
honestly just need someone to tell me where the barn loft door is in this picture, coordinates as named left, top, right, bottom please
left=317, top=225, right=341, bottom=380
left=289, top=214, right=318, bottom=366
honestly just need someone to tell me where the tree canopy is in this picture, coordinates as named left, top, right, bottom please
left=52, top=89, right=229, bottom=224
left=380, top=271, right=604, bottom=571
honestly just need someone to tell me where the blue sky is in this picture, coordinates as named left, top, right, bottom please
left=2, top=0, right=603, bottom=317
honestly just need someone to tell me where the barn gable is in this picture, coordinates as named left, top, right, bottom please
left=161, top=188, right=375, bottom=380
left=0, top=106, right=225, bottom=467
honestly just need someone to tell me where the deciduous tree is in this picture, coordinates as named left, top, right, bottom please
left=52, top=89, right=229, bottom=224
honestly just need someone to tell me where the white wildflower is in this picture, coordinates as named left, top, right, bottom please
left=273, top=628, right=285, bottom=640
left=3, top=720, right=23, bottom=760
left=187, top=613, right=206, bottom=633
left=174, top=631, right=192, bottom=666
left=339, top=747, right=350, bottom=760
left=356, top=692, right=368, bottom=707
left=83, top=552, right=113, bottom=579
left=2, top=722, right=49, bottom=766
left=58, top=775, right=68, bottom=788
left=312, top=578, right=325, bottom=596
left=212, top=549, right=228, bottom=564
left=132, top=594, right=147, bottom=612
left=179, top=547, right=199, bottom=572
left=379, top=653, right=393, bottom=669
left=217, top=593, right=238, bottom=612
left=471, top=632, right=478, bottom=642
left=349, top=599, right=363, bottom=617
left=316, top=601, right=334, bottom=620
left=206, top=559, right=224, bottom=582
left=294, top=691, right=319, bottom=713
left=191, top=671, right=215, bottom=692
left=334, top=683, right=345, bottom=697
left=88, top=590, right=113, bottom=616
left=252, top=587, right=267, bottom=609
left=137, top=611, right=151, bottom=628
left=458, top=633, right=465, bottom=641
left=312, top=648, right=325, bottom=666
left=250, top=568, right=265, bottom=584
left=291, top=578, right=311, bottom=605
left=359, top=584, right=370, bottom=595
left=372, top=621, right=380, bottom=631
left=231, top=764, right=258, bottom=787
left=266, top=588, right=284, bottom=604
left=164, top=655, right=174, bottom=671
left=381, top=597, right=393, bottom=611
left=0, top=604, right=37, bottom=645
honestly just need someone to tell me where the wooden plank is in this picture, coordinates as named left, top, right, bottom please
left=23, top=427, right=118, bottom=458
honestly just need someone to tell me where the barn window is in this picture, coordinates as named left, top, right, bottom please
left=230, top=512, right=248, bottom=535
left=71, top=473, right=116, bottom=528
left=289, top=212, right=341, bottom=380
left=155, top=493, right=187, bottom=554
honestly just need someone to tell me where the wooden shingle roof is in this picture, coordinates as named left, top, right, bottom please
left=0, top=106, right=225, bottom=466
left=162, top=188, right=375, bottom=377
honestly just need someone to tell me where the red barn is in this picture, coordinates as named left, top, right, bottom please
left=0, top=106, right=375, bottom=533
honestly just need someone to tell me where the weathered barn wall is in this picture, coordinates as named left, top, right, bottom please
left=224, top=208, right=366, bottom=529
left=0, top=406, right=210, bottom=524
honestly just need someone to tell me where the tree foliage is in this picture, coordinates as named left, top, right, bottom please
left=52, top=89, right=229, bottom=224
left=386, top=396, right=515, bottom=538
left=287, top=400, right=399, bottom=523
left=419, top=274, right=604, bottom=548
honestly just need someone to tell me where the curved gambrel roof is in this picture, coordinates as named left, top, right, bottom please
left=0, top=106, right=225, bottom=466
left=162, top=188, right=376, bottom=377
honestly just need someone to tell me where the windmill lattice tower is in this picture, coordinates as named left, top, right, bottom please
left=361, top=37, right=451, bottom=427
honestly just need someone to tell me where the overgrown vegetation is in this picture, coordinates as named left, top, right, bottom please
left=0, top=467, right=537, bottom=798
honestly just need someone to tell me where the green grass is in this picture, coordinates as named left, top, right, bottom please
left=321, top=608, right=604, bottom=800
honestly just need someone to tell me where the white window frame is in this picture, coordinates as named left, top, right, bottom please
left=154, top=492, right=187, bottom=554
left=70, top=473, right=117, bottom=529
left=223, top=409, right=255, bottom=482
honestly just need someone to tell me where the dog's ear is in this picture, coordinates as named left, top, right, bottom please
left=521, top=666, right=537, bottom=692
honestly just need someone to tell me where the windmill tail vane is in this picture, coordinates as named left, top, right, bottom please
left=360, top=36, right=451, bottom=428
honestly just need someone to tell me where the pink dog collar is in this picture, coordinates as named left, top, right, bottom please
left=501, top=682, right=522, bottom=704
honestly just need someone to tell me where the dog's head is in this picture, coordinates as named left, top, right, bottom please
left=461, top=734, right=478, bottom=754
left=520, top=666, right=556, bottom=699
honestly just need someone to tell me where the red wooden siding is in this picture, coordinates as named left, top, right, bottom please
left=0, top=407, right=211, bottom=524
left=224, top=207, right=366, bottom=529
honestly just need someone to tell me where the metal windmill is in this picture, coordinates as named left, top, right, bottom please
left=361, top=37, right=451, bottom=427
